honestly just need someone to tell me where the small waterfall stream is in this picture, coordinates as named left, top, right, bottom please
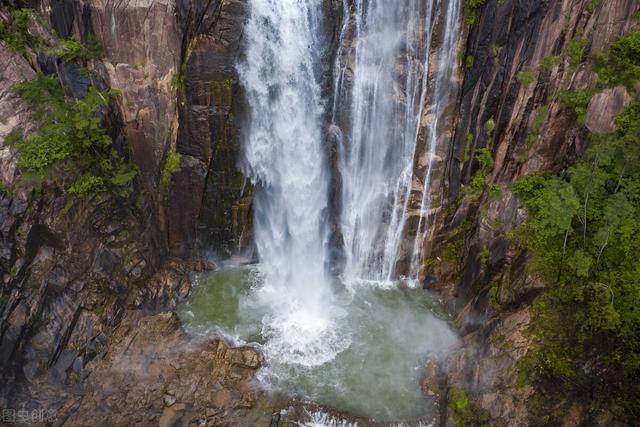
left=333, top=0, right=440, bottom=283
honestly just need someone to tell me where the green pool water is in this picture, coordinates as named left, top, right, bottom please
left=177, top=267, right=458, bottom=422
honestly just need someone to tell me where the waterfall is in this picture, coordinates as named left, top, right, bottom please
left=333, top=0, right=461, bottom=283
left=238, top=0, right=349, bottom=366
left=409, top=0, right=462, bottom=278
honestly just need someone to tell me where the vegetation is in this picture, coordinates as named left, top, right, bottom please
left=594, top=32, right=640, bottom=89
left=0, top=8, right=43, bottom=54
left=161, top=149, right=181, bottom=190
left=558, top=89, right=593, bottom=125
left=565, top=37, right=588, bottom=68
left=12, top=73, right=135, bottom=197
left=464, top=0, right=487, bottom=25
left=540, top=55, right=561, bottom=71
left=57, top=35, right=104, bottom=62
left=517, top=70, right=536, bottom=86
left=449, top=387, right=490, bottom=426
left=465, top=147, right=494, bottom=196
left=514, top=103, right=640, bottom=422
left=465, top=55, right=475, bottom=69
left=1, top=7, right=104, bottom=62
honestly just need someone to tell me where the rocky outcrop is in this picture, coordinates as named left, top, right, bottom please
left=0, top=2, right=250, bottom=421
left=56, top=312, right=263, bottom=426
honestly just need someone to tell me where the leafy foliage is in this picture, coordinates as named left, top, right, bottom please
left=565, top=37, right=588, bottom=68
left=13, top=73, right=135, bottom=197
left=517, top=70, right=536, bottom=86
left=0, top=8, right=44, bottom=54
left=57, top=35, right=104, bottom=62
left=515, top=103, right=640, bottom=422
left=594, top=32, right=640, bottom=89
left=558, top=89, right=593, bottom=125
left=540, top=55, right=561, bottom=70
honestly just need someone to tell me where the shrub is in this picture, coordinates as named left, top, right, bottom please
left=558, top=89, right=593, bottom=125
left=540, top=55, right=561, bottom=70
left=0, top=8, right=44, bottom=54
left=565, top=37, right=588, bottom=68
left=13, top=73, right=135, bottom=197
left=517, top=70, right=536, bottom=86
left=594, top=32, right=640, bottom=89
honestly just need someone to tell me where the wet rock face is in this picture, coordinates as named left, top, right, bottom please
left=168, top=0, right=254, bottom=260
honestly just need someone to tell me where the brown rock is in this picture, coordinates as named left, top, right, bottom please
left=585, top=86, right=633, bottom=134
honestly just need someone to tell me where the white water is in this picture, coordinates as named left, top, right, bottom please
left=335, top=0, right=438, bottom=282
left=334, top=0, right=462, bottom=282
left=238, top=0, right=349, bottom=367
left=409, top=0, right=462, bottom=278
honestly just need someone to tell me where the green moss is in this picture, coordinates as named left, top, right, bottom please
left=517, top=70, right=536, bottom=86
left=448, top=387, right=490, bottom=427
left=442, top=239, right=464, bottom=264
left=587, top=0, right=602, bottom=13
left=464, top=0, right=487, bottom=25
left=479, top=247, right=490, bottom=268
left=484, top=118, right=495, bottom=137
left=465, top=55, right=475, bottom=69
left=161, top=149, right=181, bottom=190
left=463, top=133, right=474, bottom=162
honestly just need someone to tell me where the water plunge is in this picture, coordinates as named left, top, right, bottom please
left=184, top=0, right=463, bottom=422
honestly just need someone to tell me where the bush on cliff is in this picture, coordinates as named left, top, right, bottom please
left=595, top=31, right=640, bottom=89
left=12, top=73, right=136, bottom=198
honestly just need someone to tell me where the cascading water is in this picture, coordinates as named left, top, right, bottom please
left=237, top=0, right=348, bottom=366
left=334, top=0, right=461, bottom=283
left=409, top=0, right=462, bottom=278
left=334, top=0, right=438, bottom=283
left=180, top=0, right=462, bottom=423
